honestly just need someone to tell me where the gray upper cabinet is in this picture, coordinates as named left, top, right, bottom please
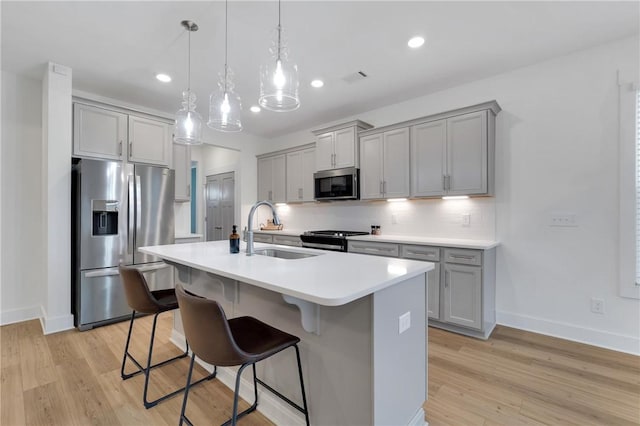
left=407, top=101, right=500, bottom=198
left=73, top=103, right=127, bottom=160
left=173, top=143, right=191, bottom=202
left=257, top=154, right=286, bottom=203
left=410, top=120, right=447, bottom=197
left=446, top=111, right=488, bottom=195
left=73, top=101, right=172, bottom=167
left=360, top=127, right=410, bottom=200
left=312, top=120, right=373, bottom=171
left=128, top=115, right=171, bottom=167
left=286, top=147, right=315, bottom=202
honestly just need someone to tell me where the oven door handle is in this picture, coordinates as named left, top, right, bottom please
left=301, top=242, right=344, bottom=251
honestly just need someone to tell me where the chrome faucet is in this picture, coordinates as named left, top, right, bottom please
left=246, top=200, right=281, bottom=256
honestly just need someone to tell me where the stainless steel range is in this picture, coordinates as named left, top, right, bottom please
left=300, top=230, right=369, bottom=252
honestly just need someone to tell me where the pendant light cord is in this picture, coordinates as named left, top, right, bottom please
left=224, top=0, right=228, bottom=92
left=187, top=25, right=192, bottom=93
left=277, top=0, right=282, bottom=61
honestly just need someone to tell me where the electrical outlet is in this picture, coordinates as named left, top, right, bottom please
left=391, top=214, right=398, bottom=224
left=549, top=213, right=578, bottom=227
left=399, top=311, right=411, bottom=334
left=462, top=213, right=471, bottom=227
left=590, top=298, right=605, bottom=314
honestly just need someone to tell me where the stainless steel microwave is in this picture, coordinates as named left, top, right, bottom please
left=314, top=167, right=359, bottom=201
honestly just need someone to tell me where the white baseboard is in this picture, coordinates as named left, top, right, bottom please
left=408, top=407, right=427, bottom=426
left=496, top=310, right=640, bottom=355
left=170, top=330, right=306, bottom=425
left=0, top=305, right=40, bottom=326
left=39, top=305, right=74, bottom=335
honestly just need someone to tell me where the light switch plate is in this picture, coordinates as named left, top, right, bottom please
left=399, top=311, right=411, bottom=334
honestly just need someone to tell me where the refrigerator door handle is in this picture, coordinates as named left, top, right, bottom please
left=135, top=175, right=142, bottom=238
left=136, top=263, right=170, bottom=273
left=127, top=175, right=135, bottom=255
left=84, top=267, right=121, bottom=278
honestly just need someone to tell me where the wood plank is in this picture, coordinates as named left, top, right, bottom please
left=1, top=366, right=25, bottom=426
left=23, top=381, right=74, bottom=426
left=55, top=358, right=121, bottom=425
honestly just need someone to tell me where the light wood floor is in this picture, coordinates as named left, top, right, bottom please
left=1, top=316, right=639, bottom=426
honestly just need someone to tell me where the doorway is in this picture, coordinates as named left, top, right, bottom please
left=205, top=172, right=235, bottom=241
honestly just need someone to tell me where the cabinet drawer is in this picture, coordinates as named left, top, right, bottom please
left=273, top=235, right=302, bottom=247
left=253, top=233, right=273, bottom=243
left=401, top=244, right=440, bottom=262
left=444, top=248, right=482, bottom=266
left=348, top=241, right=399, bottom=257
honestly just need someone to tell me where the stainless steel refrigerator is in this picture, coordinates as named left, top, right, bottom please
left=72, top=158, right=175, bottom=330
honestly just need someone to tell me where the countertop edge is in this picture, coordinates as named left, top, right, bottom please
left=346, top=235, right=500, bottom=250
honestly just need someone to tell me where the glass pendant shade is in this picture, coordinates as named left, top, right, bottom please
left=208, top=66, right=242, bottom=132
left=259, top=25, right=300, bottom=112
left=174, top=20, right=202, bottom=145
left=174, top=90, right=203, bottom=144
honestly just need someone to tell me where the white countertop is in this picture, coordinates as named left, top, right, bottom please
left=347, top=234, right=499, bottom=249
left=140, top=241, right=433, bottom=306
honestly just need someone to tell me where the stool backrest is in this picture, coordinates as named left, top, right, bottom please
left=119, top=265, right=161, bottom=314
left=175, top=284, right=249, bottom=366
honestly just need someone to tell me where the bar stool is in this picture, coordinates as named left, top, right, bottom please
left=175, top=284, right=310, bottom=426
left=119, top=265, right=215, bottom=409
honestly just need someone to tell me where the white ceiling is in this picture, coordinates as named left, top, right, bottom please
left=2, top=1, right=638, bottom=138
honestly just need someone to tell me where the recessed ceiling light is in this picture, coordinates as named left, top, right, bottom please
left=250, top=106, right=261, bottom=113
left=155, top=73, right=172, bottom=83
left=311, top=79, right=324, bottom=88
left=407, top=36, right=425, bottom=49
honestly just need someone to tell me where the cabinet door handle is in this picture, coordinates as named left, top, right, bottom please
left=445, top=271, right=449, bottom=288
left=268, top=190, right=273, bottom=201
left=379, top=181, right=384, bottom=194
left=383, top=181, right=387, bottom=195
left=119, top=141, right=123, bottom=156
left=450, top=254, right=475, bottom=260
left=298, top=188, right=303, bottom=199
left=129, top=141, right=133, bottom=157
left=187, top=184, right=190, bottom=196
left=446, top=175, right=451, bottom=191
left=442, top=175, right=447, bottom=191
left=406, top=250, right=435, bottom=257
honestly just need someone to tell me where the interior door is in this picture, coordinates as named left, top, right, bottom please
left=206, top=172, right=235, bottom=241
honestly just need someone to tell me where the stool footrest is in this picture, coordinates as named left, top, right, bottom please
left=256, top=377, right=307, bottom=415
left=121, top=350, right=189, bottom=380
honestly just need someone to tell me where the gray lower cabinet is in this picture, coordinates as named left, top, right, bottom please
left=253, top=233, right=303, bottom=246
left=401, top=244, right=441, bottom=320
left=253, top=233, right=273, bottom=243
left=443, top=263, right=482, bottom=329
left=272, top=234, right=302, bottom=247
left=349, top=240, right=496, bottom=339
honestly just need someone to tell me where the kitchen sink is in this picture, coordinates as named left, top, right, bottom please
left=253, top=248, right=319, bottom=260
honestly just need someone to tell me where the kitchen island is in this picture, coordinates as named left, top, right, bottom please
left=140, top=241, right=433, bottom=426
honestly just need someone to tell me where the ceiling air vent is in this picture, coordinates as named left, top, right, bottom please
left=342, top=71, right=369, bottom=84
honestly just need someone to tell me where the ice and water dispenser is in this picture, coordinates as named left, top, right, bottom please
left=91, top=200, right=119, bottom=236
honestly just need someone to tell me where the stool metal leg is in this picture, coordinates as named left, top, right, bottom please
left=179, top=353, right=196, bottom=426
left=222, top=363, right=258, bottom=426
left=120, top=310, right=215, bottom=409
left=294, top=344, right=311, bottom=426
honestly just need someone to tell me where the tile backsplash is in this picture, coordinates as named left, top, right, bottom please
left=258, top=197, right=496, bottom=240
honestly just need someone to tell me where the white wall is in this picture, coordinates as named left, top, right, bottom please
left=1, top=71, right=44, bottom=324
left=263, top=36, right=640, bottom=354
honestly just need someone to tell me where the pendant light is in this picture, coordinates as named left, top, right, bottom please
left=208, top=0, right=242, bottom=132
left=258, top=0, right=300, bottom=112
left=174, top=20, right=203, bottom=145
